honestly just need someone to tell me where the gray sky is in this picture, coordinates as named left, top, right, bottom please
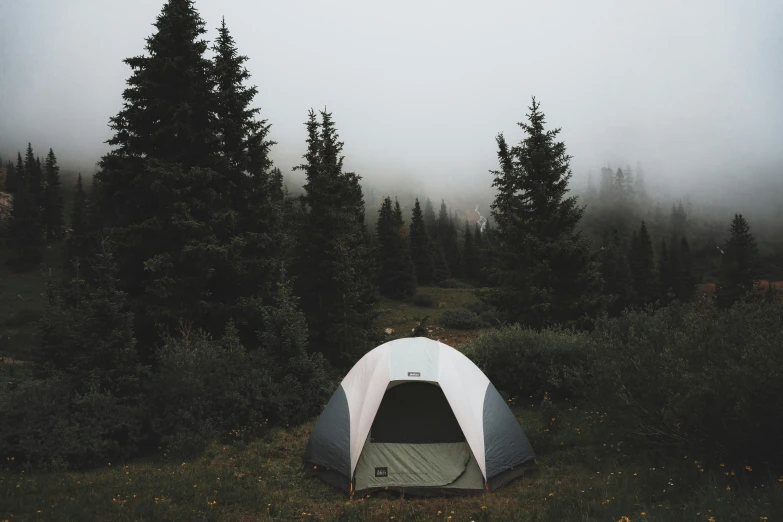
left=1, top=0, right=781, bottom=201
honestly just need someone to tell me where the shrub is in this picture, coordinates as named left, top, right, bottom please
left=439, top=307, right=484, bottom=329
left=437, top=278, right=471, bottom=289
left=590, top=296, right=783, bottom=467
left=463, top=325, right=593, bottom=401
left=411, top=293, right=437, bottom=308
left=462, top=298, right=488, bottom=314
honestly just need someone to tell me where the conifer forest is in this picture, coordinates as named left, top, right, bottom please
left=0, top=1, right=782, bottom=520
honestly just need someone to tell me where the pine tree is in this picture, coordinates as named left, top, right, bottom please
left=10, top=149, right=43, bottom=266
left=629, top=221, right=657, bottom=306
left=716, top=214, right=760, bottom=308
left=293, top=109, right=377, bottom=366
left=674, top=236, right=695, bottom=302
left=375, top=197, right=417, bottom=298
left=409, top=198, right=435, bottom=285
left=487, top=97, right=605, bottom=328
left=473, top=222, right=488, bottom=285
left=4, top=160, right=17, bottom=193
left=15, top=152, right=24, bottom=185
left=431, top=239, right=451, bottom=283
left=658, top=238, right=671, bottom=302
left=65, top=174, right=89, bottom=268
left=24, top=144, right=44, bottom=206
left=43, top=148, right=64, bottom=241
left=93, top=0, right=229, bottom=353
left=423, top=197, right=437, bottom=238
left=600, top=229, right=635, bottom=315
left=463, top=219, right=479, bottom=282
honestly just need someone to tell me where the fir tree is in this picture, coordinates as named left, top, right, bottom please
left=423, top=197, right=437, bottom=238
left=293, top=109, right=377, bottom=366
left=716, top=214, right=760, bottom=308
left=10, top=151, right=43, bottom=266
left=15, top=152, right=24, bottom=185
left=431, top=239, right=451, bottom=283
left=463, top=219, right=479, bottom=282
left=24, top=144, right=44, bottom=205
left=375, top=197, right=417, bottom=298
left=487, top=97, right=606, bottom=328
left=43, top=148, right=64, bottom=241
left=629, top=221, right=657, bottom=306
left=674, top=236, right=695, bottom=302
left=409, top=198, right=435, bottom=285
left=658, top=238, right=671, bottom=302
left=600, top=229, right=634, bottom=315
left=65, top=174, right=89, bottom=267
left=4, top=160, right=17, bottom=193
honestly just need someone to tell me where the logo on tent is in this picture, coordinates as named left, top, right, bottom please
left=407, top=372, right=420, bottom=377
left=375, top=467, right=388, bottom=477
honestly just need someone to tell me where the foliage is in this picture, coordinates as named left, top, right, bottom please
left=590, top=296, right=783, bottom=467
left=486, top=97, right=606, bottom=329
left=408, top=198, right=435, bottom=285
left=464, top=325, right=593, bottom=401
left=411, top=292, right=437, bottom=308
left=629, top=220, right=657, bottom=307
left=42, top=148, right=63, bottom=242
left=438, top=307, right=484, bottom=329
left=717, top=213, right=760, bottom=308
left=375, top=197, right=417, bottom=298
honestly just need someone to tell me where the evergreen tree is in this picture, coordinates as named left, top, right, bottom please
left=423, top=197, right=437, bottom=238
left=15, top=152, right=24, bottom=185
left=629, top=221, right=657, bottom=306
left=658, top=238, right=671, bottom=302
left=431, top=239, right=451, bottom=283
left=375, top=197, right=417, bottom=298
left=716, top=214, right=760, bottom=308
left=600, top=229, right=634, bottom=315
left=4, top=160, right=17, bottom=193
left=10, top=149, right=43, bottom=266
left=473, top=222, right=488, bottom=285
left=24, top=144, right=44, bottom=205
left=93, top=0, right=231, bottom=353
left=43, top=148, right=64, bottom=241
left=65, top=174, right=89, bottom=266
left=463, top=219, right=479, bottom=282
left=293, top=109, right=377, bottom=366
left=409, top=198, right=435, bottom=285
left=487, top=97, right=606, bottom=328
left=674, top=236, right=695, bottom=302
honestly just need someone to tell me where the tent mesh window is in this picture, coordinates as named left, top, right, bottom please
left=370, top=382, right=466, bottom=443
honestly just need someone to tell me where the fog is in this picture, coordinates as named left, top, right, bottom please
left=1, top=0, right=782, bottom=204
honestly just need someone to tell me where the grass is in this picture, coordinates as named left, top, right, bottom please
left=2, top=261, right=782, bottom=520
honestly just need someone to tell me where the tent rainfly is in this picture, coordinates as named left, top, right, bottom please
left=303, top=337, right=536, bottom=496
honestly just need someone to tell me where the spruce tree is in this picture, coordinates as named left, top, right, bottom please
left=375, top=197, right=417, bottom=298
left=409, top=198, right=435, bottom=285
left=4, top=160, right=17, bottom=193
left=658, top=238, right=671, bottom=302
left=674, top=236, right=695, bottom=302
left=716, top=214, right=760, bottom=308
left=600, top=229, right=635, bottom=315
left=487, top=97, right=605, bottom=328
left=65, top=174, right=89, bottom=267
left=15, top=152, right=24, bottom=185
left=463, top=219, right=479, bottom=282
left=293, top=109, right=377, bottom=366
left=24, top=144, right=44, bottom=206
left=629, top=221, right=657, bottom=306
left=94, top=0, right=228, bottom=353
left=431, top=239, right=451, bottom=283
left=43, top=148, right=64, bottom=241
left=423, top=197, right=437, bottom=238
left=10, top=149, right=43, bottom=266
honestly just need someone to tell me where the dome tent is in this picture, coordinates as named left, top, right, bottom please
left=303, top=337, right=536, bottom=496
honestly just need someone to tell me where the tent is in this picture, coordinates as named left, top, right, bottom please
left=303, top=337, right=536, bottom=496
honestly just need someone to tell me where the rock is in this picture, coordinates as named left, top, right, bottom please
left=384, top=328, right=394, bottom=335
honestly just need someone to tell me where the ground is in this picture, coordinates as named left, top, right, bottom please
left=1, top=260, right=782, bottom=521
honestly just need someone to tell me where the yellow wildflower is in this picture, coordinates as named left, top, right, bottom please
left=618, top=517, right=630, bottom=522
left=726, top=485, right=731, bottom=491
left=745, top=465, right=752, bottom=472
left=548, top=492, right=554, bottom=497
left=640, top=512, right=646, bottom=516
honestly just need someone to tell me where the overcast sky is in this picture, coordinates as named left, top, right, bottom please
left=1, top=0, right=781, bottom=199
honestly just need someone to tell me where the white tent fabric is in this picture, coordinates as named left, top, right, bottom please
left=341, top=338, right=491, bottom=478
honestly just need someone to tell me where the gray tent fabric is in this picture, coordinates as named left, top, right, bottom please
left=304, top=384, right=350, bottom=477
left=482, top=382, right=536, bottom=479
left=303, top=338, right=536, bottom=496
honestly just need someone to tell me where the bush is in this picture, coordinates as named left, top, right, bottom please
left=439, top=307, right=484, bottom=329
left=462, top=298, right=488, bottom=314
left=0, top=376, right=147, bottom=468
left=590, top=296, right=783, bottom=467
left=464, top=325, right=593, bottom=401
left=411, top=293, right=437, bottom=308
left=437, top=278, right=471, bottom=289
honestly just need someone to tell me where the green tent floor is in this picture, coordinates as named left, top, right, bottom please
left=354, top=442, right=484, bottom=491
